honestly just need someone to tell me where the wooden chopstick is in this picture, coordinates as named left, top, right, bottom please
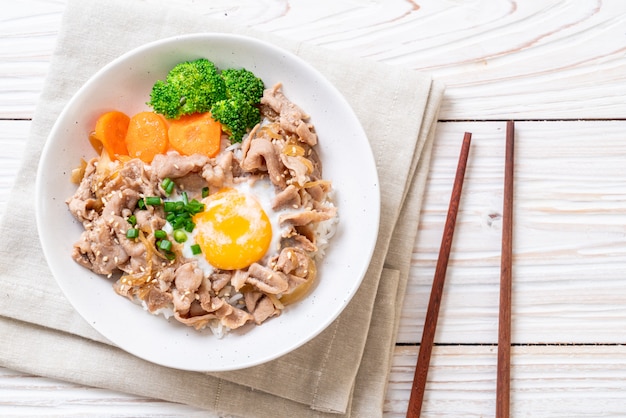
left=496, top=120, right=515, bottom=418
left=406, top=132, right=472, bottom=418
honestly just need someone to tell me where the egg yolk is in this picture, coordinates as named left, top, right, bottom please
left=193, top=188, right=272, bottom=270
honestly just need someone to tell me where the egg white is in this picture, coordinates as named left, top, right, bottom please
left=171, top=176, right=306, bottom=275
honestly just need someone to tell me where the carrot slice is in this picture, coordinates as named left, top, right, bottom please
left=93, top=110, right=130, bottom=159
left=167, top=112, right=222, bottom=158
left=125, top=111, right=169, bottom=163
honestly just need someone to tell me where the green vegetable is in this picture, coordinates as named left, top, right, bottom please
left=144, top=196, right=162, bottom=206
left=173, top=230, right=187, bottom=243
left=190, top=244, right=202, bottom=255
left=161, top=178, right=175, bottom=196
left=158, top=239, right=172, bottom=252
left=211, top=68, right=264, bottom=142
left=126, top=228, right=139, bottom=239
left=210, top=98, right=261, bottom=143
left=147, top=59, right=265, bottom=143
left=163, top=194, right=205, bottom=235
left=220, top=68, right=265, bottom=104
left=148, top=59, right=227, bottom=120
left=154, top=230, right=167, bottom=240
left=127, top=215, right=137, bottom=226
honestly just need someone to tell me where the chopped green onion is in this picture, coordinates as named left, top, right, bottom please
left=157, top=239, right=172, bottom=252
left=202, top=187, right=209, bottom=198
left=165, top=252, right=176, bottom=260
left=126, top=228, right=139, bottom=239
left=137, top=199, right=146, bottom=210
left=162, top=192, right=205, bottom=239
left=145, top=196, right=162, bottom=206
left=190, top=244, right=202, bottom=255
left=186, top=199, right=204, bottom=214
left=173, top=230, right=187, bottom=243
left=127, top=215, right=137, bottom=226
left=154, top=230, right=167, bottom=239
left=171, top=216, right=187, bottom=230
left=163, top=201, right=176, bottom=212
left=161, top=178, right=175, bottom=196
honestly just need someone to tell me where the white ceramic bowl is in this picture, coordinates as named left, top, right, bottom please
left=36, top=34, right=379, bottom=372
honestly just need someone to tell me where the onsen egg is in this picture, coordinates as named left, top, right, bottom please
left=193, top=188, right=272, bottom=270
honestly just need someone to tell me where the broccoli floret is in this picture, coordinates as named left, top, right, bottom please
left=220, top=68, right=265, bottom=103
left=148, top=59, right=227, bottom=119
left=148, top=59, right=265, bottom=142
left=210, top=98, right=261, bottom=143
left=212, top=68, right=264, bottom=142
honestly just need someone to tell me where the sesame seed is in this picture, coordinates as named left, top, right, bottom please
left=174, top=164, right=180, bottom=170
left=102, top=256, right=109, bottom=262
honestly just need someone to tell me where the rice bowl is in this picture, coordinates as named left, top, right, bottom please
left=36, top=33, right=379, bottom=372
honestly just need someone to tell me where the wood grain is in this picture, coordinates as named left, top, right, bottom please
left=3, top=345, right=625, bottom=417
left=386, top=345, right=626, bottom=417
left=3, top=1, right=626, bottom=120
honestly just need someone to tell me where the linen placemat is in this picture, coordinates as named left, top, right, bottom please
left=0, top=0, right=444, bottom=416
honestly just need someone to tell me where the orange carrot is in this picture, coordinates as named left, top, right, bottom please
left=167, top=112, right=222, bottom=158
left=125, top=111, right=169, bottom=163
left=93, top=110, right=130, bottom=159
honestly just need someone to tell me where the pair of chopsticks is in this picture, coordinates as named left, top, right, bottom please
left=406, top=121, right=515, bottom=418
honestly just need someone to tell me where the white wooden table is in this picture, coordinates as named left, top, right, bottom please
left=3, top=1, right=626, bottom=416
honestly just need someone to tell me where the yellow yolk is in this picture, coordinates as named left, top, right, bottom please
left=193, top=188, right=272, bottom=270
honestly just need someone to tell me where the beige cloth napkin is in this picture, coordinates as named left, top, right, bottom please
left=0, top=0, right=444, bottom=416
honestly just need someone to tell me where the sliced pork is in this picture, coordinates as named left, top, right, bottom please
left=67, top=84, right=336, bottom=335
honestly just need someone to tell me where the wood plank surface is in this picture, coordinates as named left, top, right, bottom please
left=2, top=0, right=626, bottom=417
left=2, top=345, right=625, bottom=417
left=2, top=0, right=626, bottom=120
